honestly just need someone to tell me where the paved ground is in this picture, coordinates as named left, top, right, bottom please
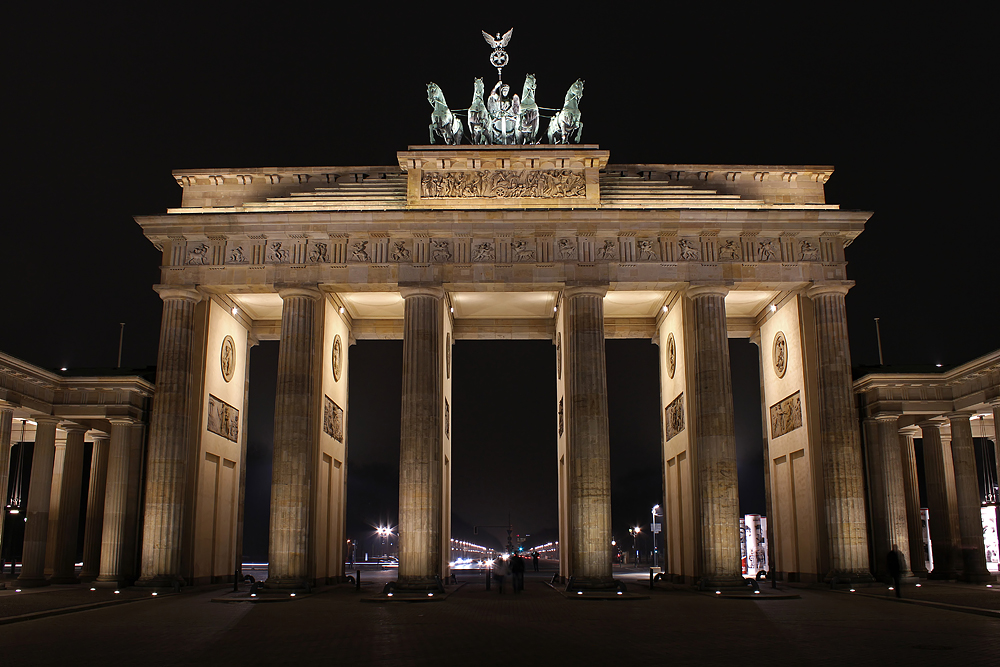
left=0, top=569, right=996, bottom=666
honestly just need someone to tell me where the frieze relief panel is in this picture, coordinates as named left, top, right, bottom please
left=665, top=393, right=685, bottom=442
left=419, top=169, right=586, bottom=199
left=324, top=395, right=344, bottom=443
left=769, top=391, right=802, bottom=438
left=207, top=394, right=239, bottom=443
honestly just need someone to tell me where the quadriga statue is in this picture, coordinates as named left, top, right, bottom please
left=427, top=82, right=464, bottom=145
left=517, top=74, right=539, bottom=144
left=468, top=78, right=488, bottom=145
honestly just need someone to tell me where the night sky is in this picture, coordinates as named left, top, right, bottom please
left=5, top=10, right=994, bottom=562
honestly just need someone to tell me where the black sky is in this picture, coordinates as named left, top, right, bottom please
left=4, top=9, right=995, bottom=561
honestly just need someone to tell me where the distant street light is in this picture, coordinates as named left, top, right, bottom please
left=651, top=504, right=662, bottom=568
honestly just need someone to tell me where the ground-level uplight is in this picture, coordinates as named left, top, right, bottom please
left=617, top=591, right=622, bottom=595
left=90, top=587, right=96, bottom=591
left=915, top=583, right=922, bottom=587
left=387, top=593, right=393, bottom=597
left=849, top=588, right=856, bottom=592
left=114, top=590, right=120, bottom=594
left=715, top=591, right=721, bottom=595
left=290, top=593, right=296, bottom=597
left=152, top=592, right=158, bottom=596
left=427, top=593, right=433, bottom=597
left=888, top=587, right=894, bottom=591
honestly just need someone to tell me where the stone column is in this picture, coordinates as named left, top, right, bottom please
left=137, top=286, right=201, bottom=588
left=266, top=286, right=322, bottom=589
left=992, top=400, right=1000, bottom=507
left=97, top=419, right=135, bottom=586
left=18, top=416, right=59, bottom=587
left=0, top=405, right=13, bottom=568
left=687, top=285, right=741, bottom=586
left=898, top=427, right=927, bottom=576
left=807, top=283, right=870, bottom=580
left=397, top=286, right=445, bottom=591
left=48, top=424, right=87, bottom=583
left=947, top=412, right=992, bottom=581
left=920, top=420, right=958, bottom=578
left=866, top=414, right=910, bottom=578
left=563, top=285, right=615, bottom=590
left=79, top=433, right=110, bottom=581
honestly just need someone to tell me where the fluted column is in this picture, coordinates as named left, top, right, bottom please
left=79, top=433, right=110, bottom=581
left=563, top=285, right=614, bottom=589
left=137, top=286, right=201, bottom=588
left=687, top=285, right=741, bottom=585
left=947, top=412, right=992, bottom=581
left=97, top=419, right=135, bottom=586
left=920, top=420, right=958, bottom=578
left=866, top=414, right=910, bottom=578
left=898, top=427, right=927, bottom=576
left=807, top=283, right=870, bottom=580
left=266, top=286, right=322, bottom=589
left=48, top=424, right=87, bottom=583
left=0, top=406, right=13, bottom=569
left=397, top=286, right=445, bottom=590
left=992, top=401, right=1000, bottom=508
left=18, top=416, right=59, bottom=586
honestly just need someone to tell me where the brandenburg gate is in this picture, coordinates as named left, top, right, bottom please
left=134, top=143, right=878, bottom=591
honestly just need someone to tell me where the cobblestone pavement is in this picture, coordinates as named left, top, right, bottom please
left=0, top=572, right=996, bottom=666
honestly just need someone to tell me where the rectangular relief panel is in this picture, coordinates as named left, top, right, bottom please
left=769, top=391, right=802, bottom=439
left=323, top=396, right=345, bottom=443
left=665, top=392, right=685, bottom=442
left=207, top=395, right=239, bottom=443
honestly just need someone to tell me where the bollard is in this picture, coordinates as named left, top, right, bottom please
left=356, top=569, right=361, bottom=591
left=233, top=568, right=240, bottom=592
left=486, top=566, right=491, bottom=591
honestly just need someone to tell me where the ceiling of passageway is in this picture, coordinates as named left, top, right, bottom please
left=228, top=290, right=780, bottom=321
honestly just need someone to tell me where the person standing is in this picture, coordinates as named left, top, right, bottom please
left=494, top=556, right=509, bottom=594
left=531, top=551, right=539, bottom=572
left=886, top=545, right=905, bottom=598
left=511, top=553, right=525, bottom=593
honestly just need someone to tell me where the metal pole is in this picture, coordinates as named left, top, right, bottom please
left=117, top=322, right=125, bottom=368
left=874, top=317, right=884, bottom=365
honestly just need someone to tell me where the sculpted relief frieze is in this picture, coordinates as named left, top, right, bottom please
left=419, top=169, right=586, bottom=199
left=769, top=391, right=802, bottom=438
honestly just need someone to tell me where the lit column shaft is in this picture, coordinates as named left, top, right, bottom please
left=267, top=287, right=322, bottom=588
left=0, top=406, right=12, bottom=563
left=564, top=285, right=614, bottom=588
left=49, top=424, right=87, bottom=583
left=866, top=415, right=910, bottom=578
left=688, top=285, right=741, bottom=585
left=18, top=417, right=60, bottom=586
left=898, top=428, right=927, bottom=576
left=97, top=419, right=135, bottom=586
left=137, top=287, right=201, bottom=587
left=808, top=283, right=870, bottom=580
left=397, top=286, right=444, bottom=589
left=920, top=420, right=958, bottom=578
left=947, top=412, right=992, bottom=581
left=80, top=434, right=110, bottom=581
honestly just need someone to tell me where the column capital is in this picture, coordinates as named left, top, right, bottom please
left=898, top=425, right=920, bottom=437
left=563, top=284, right=608, bottom=299
left=806, top=281, right=854, bottom=299
left=153, top=285, right=202, bottom=303
left=107, top=417, right=137, bottom=427
left=686, top=283, right=730, bottom=299
left=60, top=422, right=88, bottom=434
left=944, top=411, right=976, bottom=421
left=276, top=284, right=322, bottom=300
left=0, top=399, right=20, bottom=410
left=989, top=398, right=1000, bottom=408
left=33, top=415, right=62, bottom=426
left=916, top=419, right=945, bottom=430
left=399, top=285, right=445, bottom=299
left=88, top=429, right=110, bottom=440
left=873, top=412, right=902, bottom=423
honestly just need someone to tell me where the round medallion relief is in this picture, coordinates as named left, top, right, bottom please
left=220, top=335, right=236, bottom=383
left=446, top=333, right=452, bottom=379
left=773, top=331, right=788, bottom=379
left=666, top=333, right=676, bottom=379
left=332, top=334, right=343, bottom=382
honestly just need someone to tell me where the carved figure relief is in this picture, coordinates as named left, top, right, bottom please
left=473, top=241, right=495, bottom=261
left=799, top=240, right=820, bottom=261
left=267, top=242, right=289, bottom=263
left=324, top=395, right=344, bottom=443
left=596, top=240, right=617, bottom=260
left=207, top=394, right=239, bottom=443
left=446, top=333, right=452, bottom=379
left=445, top=399, right=450, bottom=439
left=390, top=241, right=411, bottom=261
left=637, top=239, right=657, bottom=261
left=678, top=239, right=700, bottom=260
left=665, top=393, right=685, bottom=442
left=228, top=246, right=247, bottom=263
left=431, top=240, right=452, bottom=262
left=666, top=333, right=676, bottom=379
left=556, top=332, right=562, bottom=379
left=419, top=169, right=586, bottom=199
left=511, top=240, right=535, bottom=261
left=757, top=239, right=778, bottom=261
left=772, top=331, right=787, bottom=379
left=558, top=397, right=564, bottom=436
left=220, top=335, right=235, bottom=383
left=187, top=243, right=210, bottom=265
left=309, top=243, right=329, bottom=263
left=332, top=334, right=343, bottom=382
left=718, top=240, right=741, bottom=260
left=352, top=241, right=371, bottom=263
left=557, top=238, right=576, bottom=259
left=769, top=391, right=802, bottom=438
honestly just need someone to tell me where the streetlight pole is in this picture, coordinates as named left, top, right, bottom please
left=651, top=504, right=661, bottom=569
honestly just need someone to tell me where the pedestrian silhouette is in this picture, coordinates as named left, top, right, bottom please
left=532, top=550, right=539, bottom=572
left=494, top=556, right=509, bottom=594
left=886, top=544, right=905, bottom=598
left=511, top=553, right=525, bottom=593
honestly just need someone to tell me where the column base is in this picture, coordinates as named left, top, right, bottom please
left=959, top=571, right=996, bottom=583
left=823, top=570, right=875, bottom=585
left=14, top=577, right=50, bottom=588
left=48, top=575, right=80, bottom=585
left=927, top=568, right=958, bottom=580
left=135, top=575, right=185, bottom=591
left=566, top=576, right=620, bottom=592
left=394, top=575, right=445, bottom=593
left=263, top=576, right=310, bottom=591
left=695, top=575, right=748, bottom=591
left=78, top=573, right=99, bottom=583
